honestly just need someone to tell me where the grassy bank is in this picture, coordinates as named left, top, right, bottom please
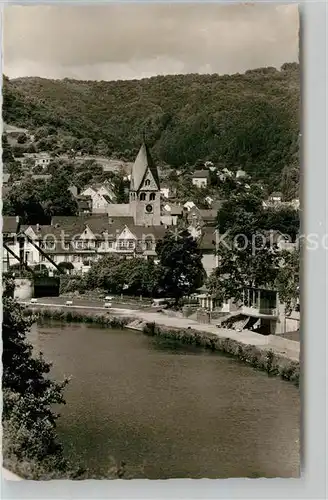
left=25, top=306, right=130, bottom=329
left=25, top=306, right=299, bottom=387
left=143, top=322, right=300, bottom=387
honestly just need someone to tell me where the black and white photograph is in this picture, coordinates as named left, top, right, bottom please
left=2, top=3, right=301, bottom=480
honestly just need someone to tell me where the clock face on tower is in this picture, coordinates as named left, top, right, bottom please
left=145, top=204, right=153, bottom=213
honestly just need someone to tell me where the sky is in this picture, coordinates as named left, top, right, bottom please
left=3, top=3, right=299, bottom=81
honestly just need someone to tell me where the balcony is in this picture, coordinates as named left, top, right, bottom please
left=242, top=288, right=278, bottom=319
left=241, top=305, right=278, bottom=319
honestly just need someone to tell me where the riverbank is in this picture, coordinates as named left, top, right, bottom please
left=23, top=302, right=300, bottom=386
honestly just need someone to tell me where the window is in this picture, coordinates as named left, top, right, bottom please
left=140, top=193, right=146, bottom=201
left=144, top=238, right=153, bottom=250
left=45, top=241, right=55, bottom=250
left=149, top=193, right=156, bottom=201
left=117, top=239, right=135, bottom=250
left=75, top=240, right=83, bottom=249
left=145, top=179, right=150, bottom=186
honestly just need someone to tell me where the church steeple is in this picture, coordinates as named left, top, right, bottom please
left=129, top=138, right=161, bottom=226
left=130, top=140, right=160, bottom=192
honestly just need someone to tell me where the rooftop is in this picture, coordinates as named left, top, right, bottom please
left=192, top=170, right=210, bottom=179
left=130, top=142, right=160, bottom=192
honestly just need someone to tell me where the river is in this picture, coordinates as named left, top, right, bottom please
left=29, top=322, right=300, bottom=479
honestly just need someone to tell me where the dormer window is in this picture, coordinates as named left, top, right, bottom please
left=140, top=193, right=146, bottom=201
left=145, top=179, right=150, bottom=186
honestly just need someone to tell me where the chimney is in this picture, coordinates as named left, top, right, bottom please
left=36, top=223, right=40, bottom=232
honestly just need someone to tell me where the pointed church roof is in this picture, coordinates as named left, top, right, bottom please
left=130, top=142, right=160, bottom=191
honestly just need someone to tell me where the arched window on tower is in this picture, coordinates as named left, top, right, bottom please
left=145, top=179, right=150, bottom=186
left=140, top=193, right=146, bottom=201
left=149, top=193, right=156, bottom=201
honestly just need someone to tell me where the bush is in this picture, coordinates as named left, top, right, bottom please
left=142, top=323, right=300, bottom=386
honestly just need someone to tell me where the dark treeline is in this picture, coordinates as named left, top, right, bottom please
left=3, top=63, right=299, bottom=191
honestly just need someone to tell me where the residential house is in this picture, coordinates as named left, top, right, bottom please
left=22, top=152, right=51, bottom=169
left=20, top=214, right=168, bottom=274
left=161, top=203, right=183, bottom=226
left=76, top=195, right=92, bottom=215
left=160, top=182, right=175, bottom=199
left=187, top=207, right=217, bottom=228
left=236, top=169, right=247, bottom=179
left=81, top=183, right=116, bottom=214
left=198, top=227, right=219, bottom=277
left=183, top=201, right=196, bottom=211
left=192, top=170, right=210, bottom=188
left=268, top=192, right=282, bottom=204
left=218, top=168, right=234, bottom=181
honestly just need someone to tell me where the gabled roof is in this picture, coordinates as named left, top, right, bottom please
left=130, top=142, right=160, bottom=191
left=192, top=170, right=210, bottom=179
left=270, top=192, right=282, bottom=198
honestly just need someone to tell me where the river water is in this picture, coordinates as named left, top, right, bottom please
left=29, top=322, right=300, bottom=478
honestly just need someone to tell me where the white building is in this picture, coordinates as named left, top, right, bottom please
left=192, top=170, right=210, bottom=188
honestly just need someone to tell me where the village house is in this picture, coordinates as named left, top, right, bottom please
left=192, top=170, right=210, bottom=188
left=187, top=206, right=217, bottom=228
left=183, top=201, right=196, bottom=211
left=80, top=182, right=116, bottom=214
left=268, top=191, right=282, bottom=204
left=18, top=215, right=168, bottom=274
left=75, top=196, right=92, bottom=216
left=161, top=203, right=184, bottom=226
left=236, top=169, right=247, bottom=179
left=21, top=152, right=51, bottom=169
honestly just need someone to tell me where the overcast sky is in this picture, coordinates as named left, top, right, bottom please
left=3, top=3, right=299, bottom=81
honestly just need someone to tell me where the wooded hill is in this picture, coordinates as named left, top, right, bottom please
left=2, top=63, right=300, bottom=190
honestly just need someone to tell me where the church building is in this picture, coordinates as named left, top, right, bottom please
left=107, top=140, right=163, bottom=227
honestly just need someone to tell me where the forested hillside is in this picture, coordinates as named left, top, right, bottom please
left=2, top=63, right=300, bottom=189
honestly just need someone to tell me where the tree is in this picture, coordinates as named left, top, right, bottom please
left=7, top=177, right=48, bottom=224
left=156, top=228, right=205, bottom=304
left=275, top=249, right=300, bottom=314
left=2, top=278, right=69, bottom=476
left=207, top=239, right=280, bottom=305
left=40, top=174, right=78, bottom=217
left=2, top=133, right=15, bottom=163
left=116, top=259, right=160, bottom=297
left=260, top=206, right=300, bottom=241
left=209, top=189, right=283, bottom=304
left=83, top=255, right=123, bottom=292
left=57, top=262, right=74, bottom=275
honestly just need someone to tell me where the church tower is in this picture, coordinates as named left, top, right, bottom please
left=129, top=140, right=161, bottom=226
